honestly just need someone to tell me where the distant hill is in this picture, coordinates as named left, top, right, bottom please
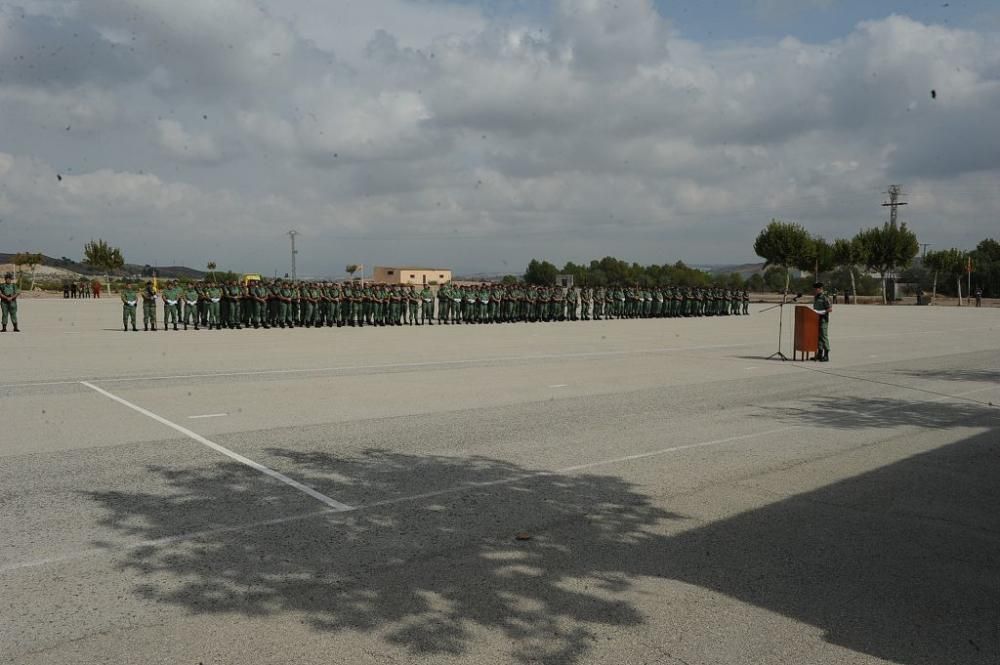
left=695, top=262, right=766, bottom=278
left=0, top=252, right=206, bottom=279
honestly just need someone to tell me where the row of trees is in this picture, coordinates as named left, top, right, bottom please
left=520, top=257, right=747, bottom=290
left=916, top=239, right=999, bottom=303
left=753, top=219, right=919, bottom=303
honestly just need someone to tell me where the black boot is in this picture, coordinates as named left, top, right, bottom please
left=13, top=326, right=19, bottom=332
left=132, top=326, right=138, bottom=332
left=821, top=350, right=830, bottom=362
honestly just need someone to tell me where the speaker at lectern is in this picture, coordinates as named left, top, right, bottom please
left=794, top=305, right=820, bottom=361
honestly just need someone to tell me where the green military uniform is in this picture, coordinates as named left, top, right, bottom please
left=182, top=285, right=200, bottom=330
left=206, top=284, right=223, bottom=329
left=419, top=286, right=434, bottom=324
left=162, top=282, right=181, bottom=330
left=141, top=283, right=158, bottom=331
left=813, top=283, right=831, bottom=362
left=120, top=284, right=138, bottom=331
left=0, top=275, right=19, bottom=332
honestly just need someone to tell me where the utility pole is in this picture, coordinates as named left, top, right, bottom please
left=287, top=230, right=299, bottom=281
left=881, top=184, right=908, bottom=226
left=919, top=243, right=931, bottom=258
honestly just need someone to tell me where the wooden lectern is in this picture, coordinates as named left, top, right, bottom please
left=793, top=305, right=819, bottom=361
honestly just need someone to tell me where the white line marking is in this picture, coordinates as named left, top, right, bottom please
left=548, top=384, right=569, bottom=388
left=0, top=424, right=798, bottom=574
left=188, top=413, right=228, bottom=419
left=79, top=382, right=352, bottom=511
left=2, top=384, right=996, bottom=575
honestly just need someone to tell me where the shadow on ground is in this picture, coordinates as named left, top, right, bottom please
left=86, top=404, right=1000, bottom=664
left=757, top=394, right=999, bottom=431
left=890, top=367, right=1000, bottom=385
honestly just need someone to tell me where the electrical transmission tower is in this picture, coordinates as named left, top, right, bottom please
left=881, top=184, right=908, bottom=225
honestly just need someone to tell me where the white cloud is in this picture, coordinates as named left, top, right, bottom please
left=1, top=1, right=998, bottom=275
left=156, top=120, right=224, bottom=163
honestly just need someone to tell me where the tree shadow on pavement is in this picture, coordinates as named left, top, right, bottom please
left=86, top=451, right=684, bottom=664
left=86, top=414, right=1000, bottom=664
left=890, top=367, right=1000, bottom=385
left=756, top=394, right=999, bottom=431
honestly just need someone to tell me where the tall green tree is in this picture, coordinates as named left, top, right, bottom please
left=929, top=248, right=970, bottom=305
left=832, top=237, right=865, bottom=300
left=922, top=250, right=947, bottom=303
left=83, top=239, right=125, bottom=273
left=524, top=259, right=558, bottom=286
left=83, top=239, right=124, bottom=291
left=855, top=221, right=919, bottom=304
left=753, top=219, right=814, bottom=301
left=12, top=252, right=43, bottom=290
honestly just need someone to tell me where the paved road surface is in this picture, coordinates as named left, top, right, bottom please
left=2, top=299, right=998, bottom=664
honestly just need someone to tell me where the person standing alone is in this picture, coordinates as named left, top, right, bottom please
left=812, top=282, right=832, bottom=362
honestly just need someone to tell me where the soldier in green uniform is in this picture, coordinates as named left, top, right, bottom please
left=389, top=285, right=402, bottom=325
left=119, top=281, right=138, bottom=332
left=161, top=280, right=181, bottom=330
left=437, top=283, right=449, bottom=324
left=0, top=272, right=19, bottom=332
left=566, top=286, right=578, bottom=321
left=141, top=280, right=158, bottom=331
left=813, top=282, right=832, bottom=362
left=418, top=284, right=433, bottom=324
left=205, top=282, right=223, bottom=329
left=742, top=289, right=750, bottom=315
left=182, top=282, right=201, bottom=330
left=300, top=282, right=315, bottom=327
left=229, top=280, right=244, bottom=329
left=579, top=287, right=591, bottom=321
left=327, top=282, right=341, bottom=327
left=246, top=280, right=264, bottom=328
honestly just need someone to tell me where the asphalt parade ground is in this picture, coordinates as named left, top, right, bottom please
left=2, top=298, right=999, bottom=665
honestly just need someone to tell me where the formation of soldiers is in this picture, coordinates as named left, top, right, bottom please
left=119, top=278, right=751, bottom=331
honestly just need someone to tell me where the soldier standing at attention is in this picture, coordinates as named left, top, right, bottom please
left=182, top=282, right=200, bottom=330
left=419, top=284, right=434, bottom=325
left=206, top=282, right=224, bottom=329
left=161, top=280, right=181, bottom=331
left=812, top=282, right=832, bottom=362
left=0, top=272, right=19, bottom=332
left=120, top=281, right=138, bottom=332
left=141, top=280, right=158, bottom=331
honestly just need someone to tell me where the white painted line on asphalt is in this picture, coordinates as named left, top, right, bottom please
left=0, top=423, right=799, bottom=574
left=0, top=508, right=337, bottom=574
left=188, top=413, right=228, bottom=419
left=79, top=381, right=353, bottom=512
left=4, top=381, right=998, bottom=575
left=548, top=384, right=569, bottom=388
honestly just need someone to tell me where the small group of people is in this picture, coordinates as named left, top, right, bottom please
left=62, top=281, right=101, bottom=299
left=1, top=272, right=20, bottom=332
left=119, top=278, right=752, bottom=331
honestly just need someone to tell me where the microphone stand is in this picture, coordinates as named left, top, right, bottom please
left=762, top=293, right=801, bottom=361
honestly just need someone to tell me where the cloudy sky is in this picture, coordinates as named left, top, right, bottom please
left=1, top=0, right=998, bottom=277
